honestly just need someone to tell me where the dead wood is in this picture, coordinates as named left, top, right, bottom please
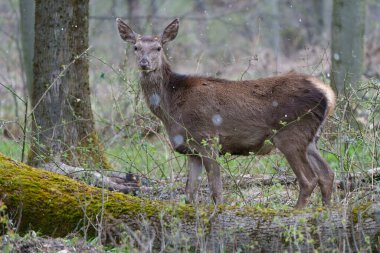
left=0, top=153, right=379, bottom=252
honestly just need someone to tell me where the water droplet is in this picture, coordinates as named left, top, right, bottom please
left=333, top=53, right=340, bottom=61
left=212, top=114, right=223, bottom=126
left=173, top=134, right=184, bottom=147
left=149, top=94, right=160, bottom=108
left=61, top=27, right=64, bottom=31
left=284, top=114, right=288, bottom=118
left=299, top=18, right=302, bottom=23
left=272, top=101, right=278, bottom=107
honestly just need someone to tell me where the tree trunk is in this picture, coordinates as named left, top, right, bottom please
left=19, top=0, right=35, bottom=98
left=330, top=0, right=366, bottom=95
left=149, top=0, right=158, bottom=34
left=268, top=0, right=280, bottom=74
left=28, top=0, right=110, bottom=169
left=127, top=0, right=141, bottom=31
left=312, top=0, right=324, bottom=36
left=1, top=153, right=379, bottom=252
left=193, top=0, right=209, bottom=45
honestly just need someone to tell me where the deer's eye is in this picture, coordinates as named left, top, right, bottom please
left=134, top=46, right=138, bottom=51
left=157, top=47, right=162, bottom=52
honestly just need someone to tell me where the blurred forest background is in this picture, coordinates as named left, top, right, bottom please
left=0, top=0, right=379, bottom=203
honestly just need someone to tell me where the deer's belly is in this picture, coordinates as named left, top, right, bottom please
left=220, top=140, right=270, bottom=155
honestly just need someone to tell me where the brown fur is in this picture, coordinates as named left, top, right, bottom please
left=117, top=18, right=336, bottom=208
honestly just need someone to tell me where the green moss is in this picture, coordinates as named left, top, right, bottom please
left=231, top=205, right=283, bottom=219
left=2, top=152, right=375, bottom=241
left=0, top=153, right=218, bottom=238
left=352, top=202, right=373, bottom=223
left=0, top=153, right=157, bottom=236
left=71, top=131, right=112, bottom=170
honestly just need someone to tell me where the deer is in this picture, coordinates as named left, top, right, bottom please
left=116, top=18, right=336, bottom=209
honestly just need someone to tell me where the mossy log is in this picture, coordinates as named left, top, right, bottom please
left=0, top=153, right=379, bottom=252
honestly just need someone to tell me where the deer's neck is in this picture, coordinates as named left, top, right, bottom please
left=139, top=58, right=172, bottom=124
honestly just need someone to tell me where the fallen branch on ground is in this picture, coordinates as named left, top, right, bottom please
left=0, top=153, right=379, bottom=251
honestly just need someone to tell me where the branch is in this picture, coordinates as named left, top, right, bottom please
left=0, top=153, right=379, bottom=251
left=42, top=161, right=140, bottom=194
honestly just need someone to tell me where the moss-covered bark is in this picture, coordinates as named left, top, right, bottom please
left=1, top=153, right=168, bottom=237
left=1, top=153, right=379, bottom=251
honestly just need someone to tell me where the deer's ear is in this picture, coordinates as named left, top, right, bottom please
left=161, top=18, right=179, bottom=44
left=116, top=18, right=138, bottom=43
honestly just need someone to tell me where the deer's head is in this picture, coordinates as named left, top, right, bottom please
left=117, top=18, right=179, bottom=73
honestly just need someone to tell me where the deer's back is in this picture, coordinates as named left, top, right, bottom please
left=166, top=73, right=331, bottom=154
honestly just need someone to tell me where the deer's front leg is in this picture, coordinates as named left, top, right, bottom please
left=185, top=155, right=203, bottom=203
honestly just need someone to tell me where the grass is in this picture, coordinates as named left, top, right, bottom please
left=0, top=137, right=24, bottom=162
left=106, top=136, right=186, bottom=178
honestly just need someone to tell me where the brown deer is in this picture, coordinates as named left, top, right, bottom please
left=116, top=18, right=336, bottom=208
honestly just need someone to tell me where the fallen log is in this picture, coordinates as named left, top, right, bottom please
left=0, top=153, right=379, bottom=252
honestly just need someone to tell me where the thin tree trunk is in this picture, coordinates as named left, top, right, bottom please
left=313, top=0, right=325, bottom=36
left=194, top=0, right=209, bottom=45
left=150, top=0, right=158, bottom=34
left=19, top=0, right=35, bottom=98
left=330, top=0, right=366, bottom=95
left=1, top=153, right=379, bottom=252
left=268, top=0, right=280, bottom=74
left=127, top=0, right=140, bottom=31
left=28, top=0, right=110, bottom=169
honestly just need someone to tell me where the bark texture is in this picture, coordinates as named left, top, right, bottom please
left=29, top=0, right=109, bottom=169
left=19, top=0, right=35, bottom=97
left=1, top=153, right=379, bottom=252
left=330, top=0, right=366, bottom=94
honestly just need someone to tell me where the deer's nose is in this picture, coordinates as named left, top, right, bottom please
left=139, top=58, right=149, bottom=69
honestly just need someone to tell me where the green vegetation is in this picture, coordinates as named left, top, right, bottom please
left=0, top=138, right=24, bottom=161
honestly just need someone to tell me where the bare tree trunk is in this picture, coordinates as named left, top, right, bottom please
left=193, top=0, right=209, bottom=45
left=313, top=0, right=325, bottom=36
left=330, top=0, right=366, bottom=95
left=1, top=153, right=379, bottom=252
left=28, top=0, right=110, bottom=169
left=127, top=0, right=141, bottom=31
left=19, top=0, right=35, bottom=98
left=268, top=0, right=280, bottom=74
left=150, top=0, right=158, bottom=34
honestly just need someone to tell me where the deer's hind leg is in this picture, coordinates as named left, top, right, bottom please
left=307, top=142, right=334, bottom=206
left=273, top=128, right=319, bottom=208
